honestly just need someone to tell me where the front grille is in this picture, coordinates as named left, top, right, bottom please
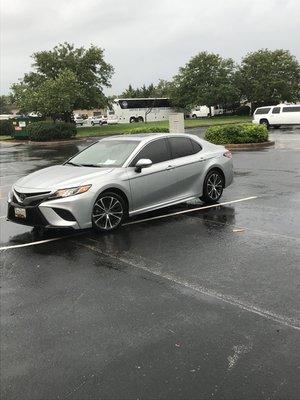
left=14, top=190, right=50, bottom=198
left=7, top=203, right=49, bottom=227
left=13, top=190, right=51, bottom=206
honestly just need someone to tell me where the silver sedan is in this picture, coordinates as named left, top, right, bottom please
left=7, top=133, right=233, bottom=231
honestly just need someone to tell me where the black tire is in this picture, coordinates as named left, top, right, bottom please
left=92, top=191, right=127, bottom=232
left=138, top=116, right=144, bottom=122
left=200, top=170, right=224, bottom=204
left=260, top=119, right=269, bottom=129
left=130, top=117, right=137, bottom=123
left=192, top=114, right=197, bottom=119
left=91, top=122, right=94, bottom=126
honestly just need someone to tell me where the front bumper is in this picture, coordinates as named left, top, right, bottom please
left=7, top=201, right=82, bottom=229
left=7, top=202, right=49, bottom=227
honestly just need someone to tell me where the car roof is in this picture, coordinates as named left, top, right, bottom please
left=100, top=132, right=196, bottom=142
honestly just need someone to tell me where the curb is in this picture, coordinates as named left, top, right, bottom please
left=226, top=141, right=275, bottom=151
left=0, top=138, right=87, bottom=146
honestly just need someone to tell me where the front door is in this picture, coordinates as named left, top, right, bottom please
left=126, top=138, right=177, bottom=213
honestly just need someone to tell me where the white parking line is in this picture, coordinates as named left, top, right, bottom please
left=0, top=196, right=257, bottom=251
left=79, top=239, right=300, bottom=331
left=0, top=235, right=79, bottom=251
left=124, top=196, right=258, bottom=226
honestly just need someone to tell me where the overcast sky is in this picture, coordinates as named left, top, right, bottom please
left=1, top=0, right=299, bottom=95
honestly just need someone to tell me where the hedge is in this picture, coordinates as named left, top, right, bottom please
left=0, top=120, right=14, bottom=136
left=24, top=121, right=77, bottom=141
left=126, top=126, right=169, bottom=135
left=204, top=124, right=268, bottom=144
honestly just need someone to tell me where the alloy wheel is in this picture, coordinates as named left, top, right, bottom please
left=206, top=172, right=223, bottom=200
left=92, top=195, right=124, bottom=231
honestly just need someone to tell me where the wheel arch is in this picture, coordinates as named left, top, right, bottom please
left=98, top=187, right=130, bottom=215
left=205, top=166, right=226, bottom=186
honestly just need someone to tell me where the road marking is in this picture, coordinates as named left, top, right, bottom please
left=124, top=196, right=258, bottom=226
left=0, top=234, right=79, bottom=251
left=0, top=197, right=257, bottom=249
left=79, top=239, right=300, bottom=331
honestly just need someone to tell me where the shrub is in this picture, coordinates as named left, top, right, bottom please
left=126, top=126, right=169, bottom=135
left=204, top=124, right=268, bottom=144
left=0, top=120, right=14, bottom=136
left=25, top=121, right=77, bottom=141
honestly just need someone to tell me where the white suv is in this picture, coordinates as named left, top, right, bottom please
left=88, top=116, right=108, bottom=126
left=253, top=104, right=300, bottom=128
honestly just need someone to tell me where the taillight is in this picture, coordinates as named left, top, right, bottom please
left=223, top=150, right=232, bottom=159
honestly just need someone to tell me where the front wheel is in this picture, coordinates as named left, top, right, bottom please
left=130, top=117, right=137, bottom=123
left=92, top=192, right=126, bottom=232
left=260, top=119, right=269, bottom=129
left=200, top=170, right=224, bottom=204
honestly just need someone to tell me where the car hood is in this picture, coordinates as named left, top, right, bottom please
left=14, top=165, right=114, bottom=190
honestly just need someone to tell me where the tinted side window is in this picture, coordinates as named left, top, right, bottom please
left=282, top=106, right=300, bottom=112
left=169, top=137, right=194, bottom=159
left=190, top=139, right=202, bottom=154
left=130, top=139, right=170, bottom=165
left=272, top=107, right=281, bottom=114
left=255, top=107, right=271, bottom=115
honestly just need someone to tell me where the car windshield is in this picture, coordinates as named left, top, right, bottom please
left=67, top=139, right=140, bottom=167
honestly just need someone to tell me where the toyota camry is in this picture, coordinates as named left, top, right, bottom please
left=7, top=133, right=233, bottom=232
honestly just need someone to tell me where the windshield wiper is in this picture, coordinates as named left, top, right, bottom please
left=80, top=163, right=103, bottom=168
left=65, top=161, right=81, bottom=167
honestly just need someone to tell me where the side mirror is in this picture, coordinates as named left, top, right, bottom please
left=135, top=158, right=152, bottom=173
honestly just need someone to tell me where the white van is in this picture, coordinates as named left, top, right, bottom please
left=190, top=105, right=223, bottom=118
left=253, top=104, right=300, bottom=128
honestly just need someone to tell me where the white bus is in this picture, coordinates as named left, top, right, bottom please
left=108, top=98, right=173, bottom=124
left=252, top=104, right=300, bottom=128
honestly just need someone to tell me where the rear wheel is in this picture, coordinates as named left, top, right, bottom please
left=92, top=192, right=126, bottom=232
left=200, top=170, right=224, bottom=204
left=130, top=117, right=137, bottom=123
left=91, top=121, right=94, bottom=126
left=138, top=116, right=144, bottom=122
left=192, top=114, right=197, bottom=119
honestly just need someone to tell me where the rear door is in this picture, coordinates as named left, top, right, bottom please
left=126, top=138, right=177, bottom=212
left=167, top=136, right=205, bottom=199
left=270, top=106, right=281, bottom=125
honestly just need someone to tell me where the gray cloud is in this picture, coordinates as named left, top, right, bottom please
left=1, top=0, right=299, bottom=95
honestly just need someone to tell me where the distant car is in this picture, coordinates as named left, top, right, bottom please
left=253, top=104, right=300, bottom=128
left=74, top=116, right=85, bottom=126
left=190, top=105, right=224, bottom=118
left=7, top=133, right=233, bottom=232
left=88, top=116, right=108, bottom=126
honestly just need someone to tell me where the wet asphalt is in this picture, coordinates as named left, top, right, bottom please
left=1, top=127, right=300, bottom=400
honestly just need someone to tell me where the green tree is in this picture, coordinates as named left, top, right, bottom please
left=237, top=49, right=300, bottom=108
left=0, top=95, right=12, bottom=114
left=11, top=42, right=114, bottom=121
left=171, top=51, right=240, bottom=112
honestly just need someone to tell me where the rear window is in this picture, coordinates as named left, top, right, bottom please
left=255, top=108, right=271, bottom=115
left=282, top=106, right=300, bottom=112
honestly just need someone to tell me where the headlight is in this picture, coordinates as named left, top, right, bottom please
left=50, top=185, right=92, bottom=199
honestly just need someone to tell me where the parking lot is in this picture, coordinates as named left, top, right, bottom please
left=1, top=128, right=300, bottom=400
